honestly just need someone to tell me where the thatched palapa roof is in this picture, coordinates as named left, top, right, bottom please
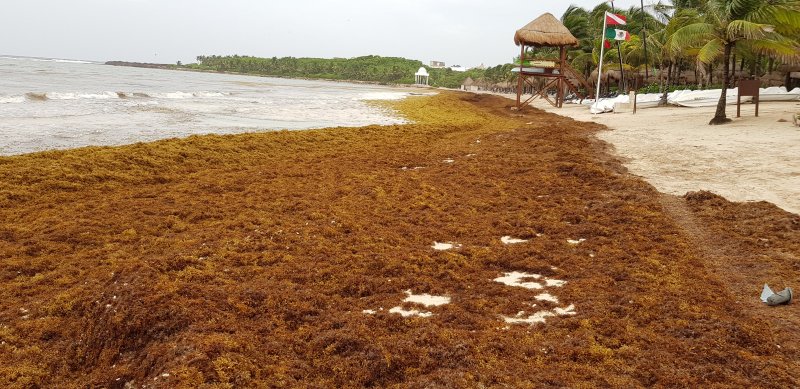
left=462, top=77, right=475, bottom=86
left=514, top=13, right=578, bottom=47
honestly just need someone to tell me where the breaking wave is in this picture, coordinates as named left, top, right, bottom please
left=13, top=91, right=230, bottom=102
left=0, top=95, right=26, bottom=104
left=151, top=91, right=229, bottom=99
left=0, top=56, right=96, bottom=64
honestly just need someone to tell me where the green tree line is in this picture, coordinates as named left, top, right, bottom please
left=186, top=55, right=516, bottom=89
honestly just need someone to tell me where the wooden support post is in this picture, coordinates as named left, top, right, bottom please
left=559, top=47, right=567, bottom=108
left=737, top=94, right=741, bottom=118
left=516, top=45, right=525, bottom=108
left=755, top=94, right=759, bottom=117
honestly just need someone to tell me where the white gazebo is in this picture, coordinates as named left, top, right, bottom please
left=415, top=67, right=429, bottom=85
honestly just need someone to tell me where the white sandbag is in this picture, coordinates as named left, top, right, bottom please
left=669, top=88, right=750, bottom=107
left=590, top=95, right=628, bottom=114
left=759, top=86, right=800, bottom=101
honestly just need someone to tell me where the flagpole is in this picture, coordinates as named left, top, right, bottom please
left=641, top=0, right=649, bottom=80
left=609, top=1, right=626, bottom=92
left=595, top=12, right=608, bottom=109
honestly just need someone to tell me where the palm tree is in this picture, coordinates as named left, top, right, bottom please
left=670, top=0, right=800, bottom=124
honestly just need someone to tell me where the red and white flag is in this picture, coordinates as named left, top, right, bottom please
left=605, top=11, right=627, bottom=25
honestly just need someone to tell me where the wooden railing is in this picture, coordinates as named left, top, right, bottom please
left=561, top=63, right=594, bottom=100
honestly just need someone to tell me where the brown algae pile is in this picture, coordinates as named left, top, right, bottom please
left=1, top=92, right=799, bottom=387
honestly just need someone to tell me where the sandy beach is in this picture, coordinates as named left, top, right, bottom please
left=1, top=92, right=798, bottom=387
left=489, top=92, right=800, bottom=215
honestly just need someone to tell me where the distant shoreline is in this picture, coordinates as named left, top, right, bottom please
left=104, top=60, right=432, bottom=89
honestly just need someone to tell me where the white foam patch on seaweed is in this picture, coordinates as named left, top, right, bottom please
left=501, top=236, right=528, bottom=244
left=442, top=159, right=455, bottom=163
left=389, top=307, right=433, bottom=317
left=362, top=309, right=376, bottom=315
left=567, top=238, right=586, bottom=245
left=403, top=290, right=450, bottom=307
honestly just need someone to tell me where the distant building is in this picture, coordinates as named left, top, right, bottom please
left=415, top=67, right=430, bottom=86
left=430, top=61, right=446, bottom=68
left=449, top=65, right=466, bottom=72
left=461, top=77, right=479, bottom=92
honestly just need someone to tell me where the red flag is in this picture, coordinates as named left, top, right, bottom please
left=605, top=12, right=627, bottom=25
left=603, top=39, right=611, bottom=49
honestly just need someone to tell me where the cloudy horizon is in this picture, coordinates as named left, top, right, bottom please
left=2, top=0, right=648, bottom=68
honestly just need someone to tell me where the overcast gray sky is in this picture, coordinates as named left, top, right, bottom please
left=1, top=0, right=646, bottom=67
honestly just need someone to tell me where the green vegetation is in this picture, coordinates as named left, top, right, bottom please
left=185, top=0, right=799, bottom=123
left=187, top=55, right=516, bottom=89
left=669, top=0, right=800, bottom=123
left=559, top=0, right=799, bottom=123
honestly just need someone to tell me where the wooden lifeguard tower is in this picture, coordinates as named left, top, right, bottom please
left=513, top=13, right=593, bottom=108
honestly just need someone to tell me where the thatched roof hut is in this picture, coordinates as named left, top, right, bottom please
left=514, top=13, right=578, bottom=47
left=462, top=77, right=475, bottom=87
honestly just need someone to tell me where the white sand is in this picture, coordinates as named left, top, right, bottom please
left=380, top=291, right=450, bottom=318
left=503, top=310, right=555, bottom=324
left=529, top=98, right=800, bottom=215
left=544, top=279, right=567, bottom=287
left=389, top=307, right=433, bottom=317
left=494, top=271, right=543, bottom=289
left=501, top=236, right=528, bottom=244
left=554, top=304, right=577, bottom=316
left=402, top=290, right=451, bottom=307
left=502, top=304, right=577, bottom=325
left=494, top=271, right=568, bottom=290
left=432, top=241, right=459, bottom=250
left=535, top=293, right=559, bottom=303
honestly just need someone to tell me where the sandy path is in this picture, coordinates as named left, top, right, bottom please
left=542, top=100, right=800, bottom=214
left=486, top=92, right=800, bottom=214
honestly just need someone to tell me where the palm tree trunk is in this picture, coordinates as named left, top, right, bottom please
left=709, top=63, right=713, bottom=85
left=710, top=42, right=733, bottom=125
left=660, top=61, right=671, bottom=106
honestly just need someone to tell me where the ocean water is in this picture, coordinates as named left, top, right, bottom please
left=0, top=56, right=417, bottom=156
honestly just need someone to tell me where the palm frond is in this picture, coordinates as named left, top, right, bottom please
left=747, top=35, right=800, bottom=63
left=696, top=38, right=725, bottom=63
left=670, top=22, right=716, bottom=53
left=727, top=20, right=772, bottom=40
left=724, top=0, right=763, bottom=19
